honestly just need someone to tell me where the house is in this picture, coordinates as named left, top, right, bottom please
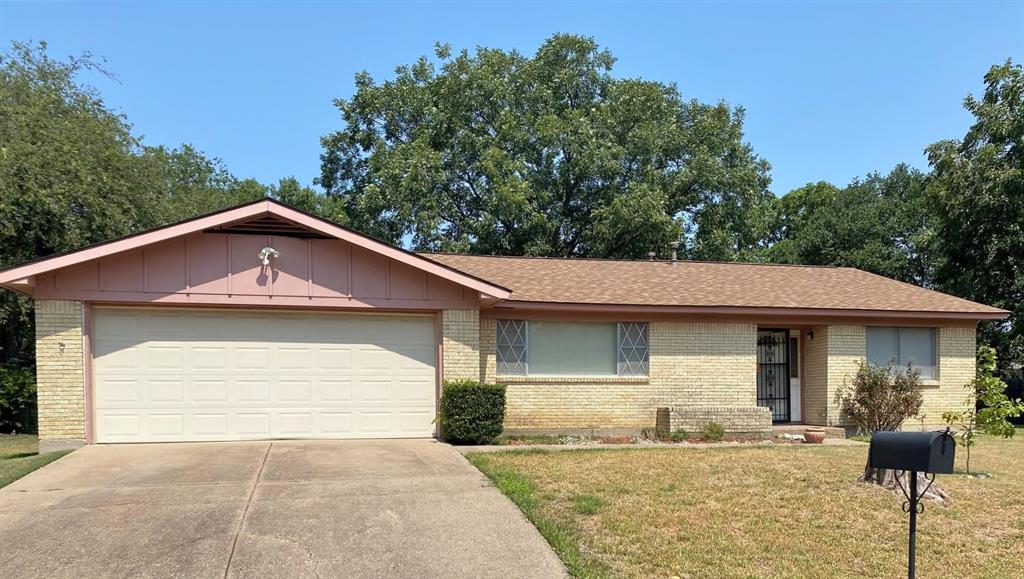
left=0, top=199, right=1007, bottom=451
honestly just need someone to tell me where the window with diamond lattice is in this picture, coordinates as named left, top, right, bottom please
left=617, top=322, right=649, bottom=376
left=496, top=319, right=528, bottom=375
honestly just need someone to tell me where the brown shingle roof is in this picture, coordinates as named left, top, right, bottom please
left=420, top=253, right=1007, bottom=316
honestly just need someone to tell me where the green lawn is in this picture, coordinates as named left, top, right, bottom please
left=0, top=434, right=71, bottom=488
left=467, top=431, right=1024, bottom=578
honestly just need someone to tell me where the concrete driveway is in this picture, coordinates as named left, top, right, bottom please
left=0, top=440, right=566, bottom=578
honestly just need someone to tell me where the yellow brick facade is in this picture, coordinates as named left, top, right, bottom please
left=482, top=320, right=759, bottom=431
left=916, top=326, right=976, bottom=430
left=441, top=309, right=481, bottom=381
left=802, top=324, right=977, bottom=429
left=35, top=299, right=86, bottom=444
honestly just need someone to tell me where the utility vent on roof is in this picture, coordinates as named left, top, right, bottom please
left=205, top=214, right=333, bottom=239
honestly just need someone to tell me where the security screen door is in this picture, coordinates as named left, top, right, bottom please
left=756, top=329, right=791, bottom=423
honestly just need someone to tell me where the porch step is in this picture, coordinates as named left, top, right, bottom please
left=771, top=424, right=846, bottom=439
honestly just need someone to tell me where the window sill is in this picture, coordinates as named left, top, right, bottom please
left=919, top=379, right=941, bottom=388
left=496, top=375, right=650, bottom=384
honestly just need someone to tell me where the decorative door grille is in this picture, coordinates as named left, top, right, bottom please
left=757, top=329, right=791, bottom=423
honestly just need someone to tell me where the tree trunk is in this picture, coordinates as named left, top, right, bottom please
left=860, top=461, right=951, bottom=505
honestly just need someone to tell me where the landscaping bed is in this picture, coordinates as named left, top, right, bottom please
left=495, top=431, right=810, bottom=447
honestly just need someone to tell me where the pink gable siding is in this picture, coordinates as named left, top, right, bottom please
left=34, top=233, right=478, bottom=310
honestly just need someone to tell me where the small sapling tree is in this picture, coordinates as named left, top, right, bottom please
left=943, top=346, right=1024, bottom=475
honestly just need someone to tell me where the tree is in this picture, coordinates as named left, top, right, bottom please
left=767, top=165, right=933, bottom=285
left=0, top=42, right=270, bottom=414
left=839, top=361, right=950, bottom=503
left=943, top=346, right=1024, bottom=474
left=271, top=177, right=349, bottom=225
left=140, top=144, right=267, bottom=222
left=0, top=41, right=158, bottom=366
left=319, top=34, right=774, bottom=260
left=927, top=59, right=1024, bottom=369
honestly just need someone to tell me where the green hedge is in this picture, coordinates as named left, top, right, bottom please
left=438, top=380, right=506, bottom=444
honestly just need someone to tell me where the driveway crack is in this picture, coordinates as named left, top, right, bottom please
left=223, top=442, right=272, bottom=579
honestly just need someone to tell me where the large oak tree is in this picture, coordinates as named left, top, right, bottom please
left=318, top=34, right=774, bottom=260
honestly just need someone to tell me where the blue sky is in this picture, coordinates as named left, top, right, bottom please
left=3, top=1, right=1022, bottom=195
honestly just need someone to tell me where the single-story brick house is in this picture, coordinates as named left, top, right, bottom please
left=0, top=199, right=1007, bottom=451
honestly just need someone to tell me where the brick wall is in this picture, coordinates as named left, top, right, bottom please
left=802, top=324, right=977, bottom=430
left=803, top=325, right=829, bottom=425
left=441, top=309, right=481, bottom=381
left=915, top=326, right=976, bottom=430
left=35, top=299, right=86, bottom=445
left=657, top=406, right=772, bottom=436
left=484, top=320, right=760, bottom=432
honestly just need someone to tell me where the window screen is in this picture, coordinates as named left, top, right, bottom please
left=528, top=321, right=617, bottom=375
left=867, top=327, right=937, bottom=380
left=496, top=320, right=528, bottom=375
left=617, top=322, right=650, bottom=376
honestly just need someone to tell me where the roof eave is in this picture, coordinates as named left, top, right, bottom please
left=486, top=300, right=1009, bottom=321
left=0, top=198, right=512, bottom=300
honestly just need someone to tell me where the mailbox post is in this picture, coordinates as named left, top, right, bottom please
left=867, top=428, right=956, bottom=579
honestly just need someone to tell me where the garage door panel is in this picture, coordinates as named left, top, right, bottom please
left=233, top=347, right=271, bottom=370
left=93, top=309, right=437, bottom=442
left=320, top=412, right=353, bottom=434
left=98, top=379, right=141, bottom=404
left=315, top=380, right=352, bottom=402
left=193, top=413, right=229, bottom=436
left=234, top=380, right=271, bottom=403
left=192, top=380, right=228, bottom=403
left=94, top=343, right=140, bottom=371
left=191, top=346, right=228, bottom=370
left=147, top=380, right=185, bottom=403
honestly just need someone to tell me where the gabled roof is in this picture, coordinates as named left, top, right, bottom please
left=421, top=253, right=1008, bottom=320
left=0, top=199, right=512, bottom=299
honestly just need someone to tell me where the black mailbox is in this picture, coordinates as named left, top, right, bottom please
left=868, top=430, right=956, bottom=474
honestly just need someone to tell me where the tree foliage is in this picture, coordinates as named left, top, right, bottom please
left=926, top=59, right=1024, bottom=368
left=319, top=34, right=774, bottom=260
left=943, top=346, right=1024, bottom=474
left=767, top=165, right=933, bottom=284
left=0, top=42, right=270, bottom=371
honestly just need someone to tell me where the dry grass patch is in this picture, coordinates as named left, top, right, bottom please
left=468, top=433, right=1024, bottom=578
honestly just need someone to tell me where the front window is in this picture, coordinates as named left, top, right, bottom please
left=866, top=327, right=937, bottom=380
left=496, top=320, right=649, bottom=377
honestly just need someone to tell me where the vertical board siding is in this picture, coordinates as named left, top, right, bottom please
left=38, top=233, right=476, bottom=308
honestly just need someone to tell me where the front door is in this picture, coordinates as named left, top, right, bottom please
left=757, top=329, right=791, bottom=423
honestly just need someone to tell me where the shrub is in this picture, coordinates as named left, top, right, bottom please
left=839, top=360, right=923, bottom=434
left=438, top=380, right=506, bottom=444
left=664, top=429, right=690, bottom=442
left=701, top=422, right=725, bottom=442
left=0, top=363, right=36, bottom=434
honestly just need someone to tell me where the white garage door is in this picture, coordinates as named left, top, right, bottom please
left=92, top=308, right=437, bottom=443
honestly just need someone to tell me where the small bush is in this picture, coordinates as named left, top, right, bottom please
left=701, top=422, right=725, bottom=442
left=663, top=429, right=689, bottom=442
left=0, top=363, right=36, bottom=434
left=438, top=380, right=506, bottom=444
left=839, top=360, right=923, bottom=434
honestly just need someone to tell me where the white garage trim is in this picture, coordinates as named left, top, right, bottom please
left=90, top=307, right=438, bottom=442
